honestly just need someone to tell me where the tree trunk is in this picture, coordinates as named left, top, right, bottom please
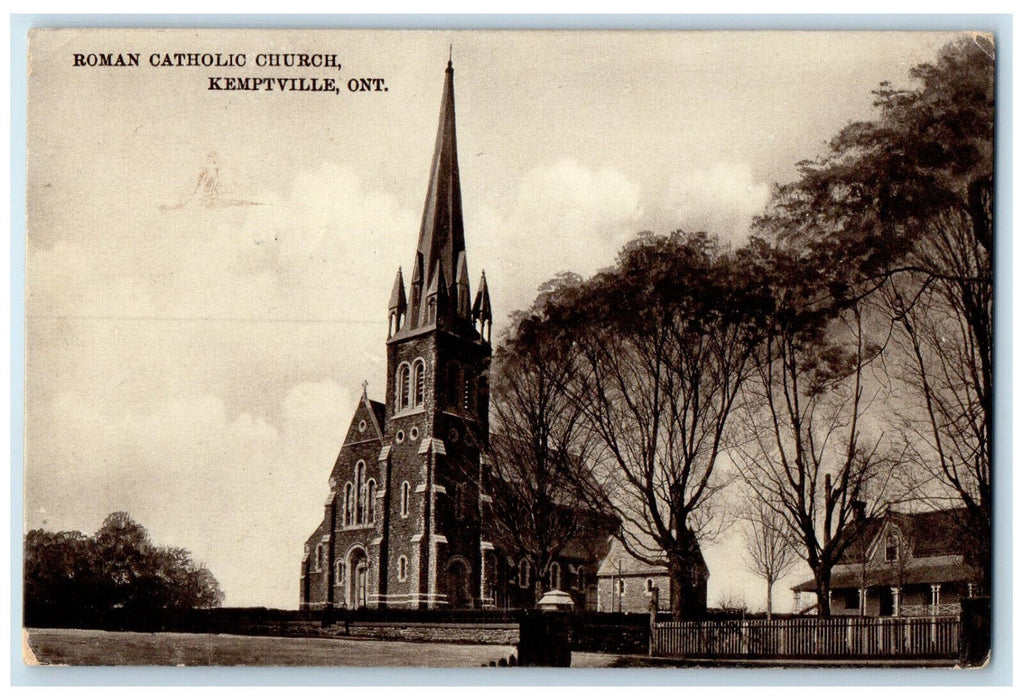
left=815, top=568, right=832, bottom=618
left=766, top=579, right=774, bottom=621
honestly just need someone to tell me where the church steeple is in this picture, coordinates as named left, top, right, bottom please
left=405, top=57, right=467, bottom=331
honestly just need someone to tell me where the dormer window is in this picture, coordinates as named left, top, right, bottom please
left=885, top=533, right=899, bottom=562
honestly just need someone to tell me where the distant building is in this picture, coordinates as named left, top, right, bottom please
left=596, top=539, right=708, bottom=615
left=299, top=59, right=614, bottom=611
left=792, top=507, right=982, bottom=617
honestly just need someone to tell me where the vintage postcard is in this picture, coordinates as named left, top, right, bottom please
left=23, top=27, right=994, bottom=668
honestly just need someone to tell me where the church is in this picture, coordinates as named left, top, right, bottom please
left=300, top=59, right=614, bottom=611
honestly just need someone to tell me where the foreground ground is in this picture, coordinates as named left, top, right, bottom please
left=23, top=628, right=619, bottom=668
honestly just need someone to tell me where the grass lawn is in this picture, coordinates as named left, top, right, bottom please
left=24, top=628, right=523, bottom=667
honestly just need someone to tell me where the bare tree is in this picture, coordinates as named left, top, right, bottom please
left=549, top=232, right=769, bottom=619
left=733, top=243, right=894, bottom=616
left=739, top=497, right=799, bottom=619
left=879, top=202, right=991, bottom=587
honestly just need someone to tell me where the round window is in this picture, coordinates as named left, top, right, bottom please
left=448, top=428, right=460, bottom=443
left=358, top=419, right=367, bottom=433
left=409, top=426, right=420, bottom=441
left=395, top=430, right=405, bottom=444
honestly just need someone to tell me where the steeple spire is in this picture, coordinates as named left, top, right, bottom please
left=413, top=56, right=466, bottom=321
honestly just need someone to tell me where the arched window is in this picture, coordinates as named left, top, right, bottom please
left=344, top=483, right=354, bottom=526
left=397, top=363, right=411, bottom=411
left=645, top=578, right=654, bottom=593
left=518, top=559, right=531, bottom=589
left=367, top=479, right=377, bottom=523
left=398, top=556, right=408, bottom=582
left=413, top=359, right=426, bottom=407
left=315, top=543, right=325, bottom=571
left=577, top=567, right=586, bottom=591
left=400, top=481, right=410, bottom=517
left=549, top=562, right=561, bottom=591
left=335, top=560, right=346, bottom=587
left=355, top=461, right=366, bottom=524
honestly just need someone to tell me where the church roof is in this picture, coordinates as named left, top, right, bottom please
left=415, top=58, right=466, bottom=308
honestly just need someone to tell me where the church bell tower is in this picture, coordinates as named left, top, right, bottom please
left=373, top=57, right=494, bottom=609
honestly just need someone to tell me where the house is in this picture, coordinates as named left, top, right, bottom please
left=792, top=507, right=982, bottom=617
left=299, top=58, right=614, bottom=611
left=596, top=539, right=708, bottom=615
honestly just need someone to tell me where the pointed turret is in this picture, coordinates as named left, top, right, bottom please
left=472, top=270, right=492, bottom=343
left=388, top=267, right=407, bottom=337
left=415, top=57, right=466, bottom=313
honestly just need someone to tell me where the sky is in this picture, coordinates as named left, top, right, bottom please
left=24, top=29, right=965, bottom=609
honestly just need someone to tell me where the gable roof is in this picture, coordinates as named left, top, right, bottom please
left=791, top=507, right=977, bottom=592
left=837, top=507, right=971, bottom=564
left=596, top=537, right=708, bottom=578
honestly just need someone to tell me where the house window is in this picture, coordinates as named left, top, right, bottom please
left=398, top=556, right=408, bottom=582
left=518, top=559, right=531, bottom=588
left=885, top=533, right=899, bottom=562
left=400, top=481, right=410, bottom=517
left=413, top=359, right=426, bottom=407
left=549, top=562, right=561, bottom=591
left=397, top=363, right=411, bottom=411
left=577, top=567, right=586, bottom=591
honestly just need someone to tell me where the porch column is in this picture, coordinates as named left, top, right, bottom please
left=891, top=587, right=901, bottom=617
left=827, top=590, right=833, bottom=615
left=968, top=583, right=975, bottom=598
left=859, top=587, right=867, bottom=616
left=930, top=584, right=941, bottom=614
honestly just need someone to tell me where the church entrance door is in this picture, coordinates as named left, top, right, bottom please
left=446, top=557, right=472, bottom=609
left=348, top=548, right=368, bottom=609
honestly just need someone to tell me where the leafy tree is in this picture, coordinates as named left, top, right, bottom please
left=547, top=231, right=770, bottom=619
left=486, top=273, right=614, bottom=606
left=24, top=512, right=223, bottom=626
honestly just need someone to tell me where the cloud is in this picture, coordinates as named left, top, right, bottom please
left=664, top=162, right=771, bottom=245
left=473, top=159, right=644, bottom=318
left=26, top=379, right=356, bottom=608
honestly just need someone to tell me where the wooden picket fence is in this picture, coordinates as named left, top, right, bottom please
left=653, top=616, right=960, bottom=659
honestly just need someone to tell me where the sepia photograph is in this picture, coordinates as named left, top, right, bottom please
left=21, top=27, right=995, bottom=670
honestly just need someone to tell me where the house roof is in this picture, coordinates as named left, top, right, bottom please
left=792, top=507, right=977, bottom=592
left=596, top=537, right=708, bottom=578
left=831, top=507, right=970, bottom=565
left=792, top=555, right=977, bottom=592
